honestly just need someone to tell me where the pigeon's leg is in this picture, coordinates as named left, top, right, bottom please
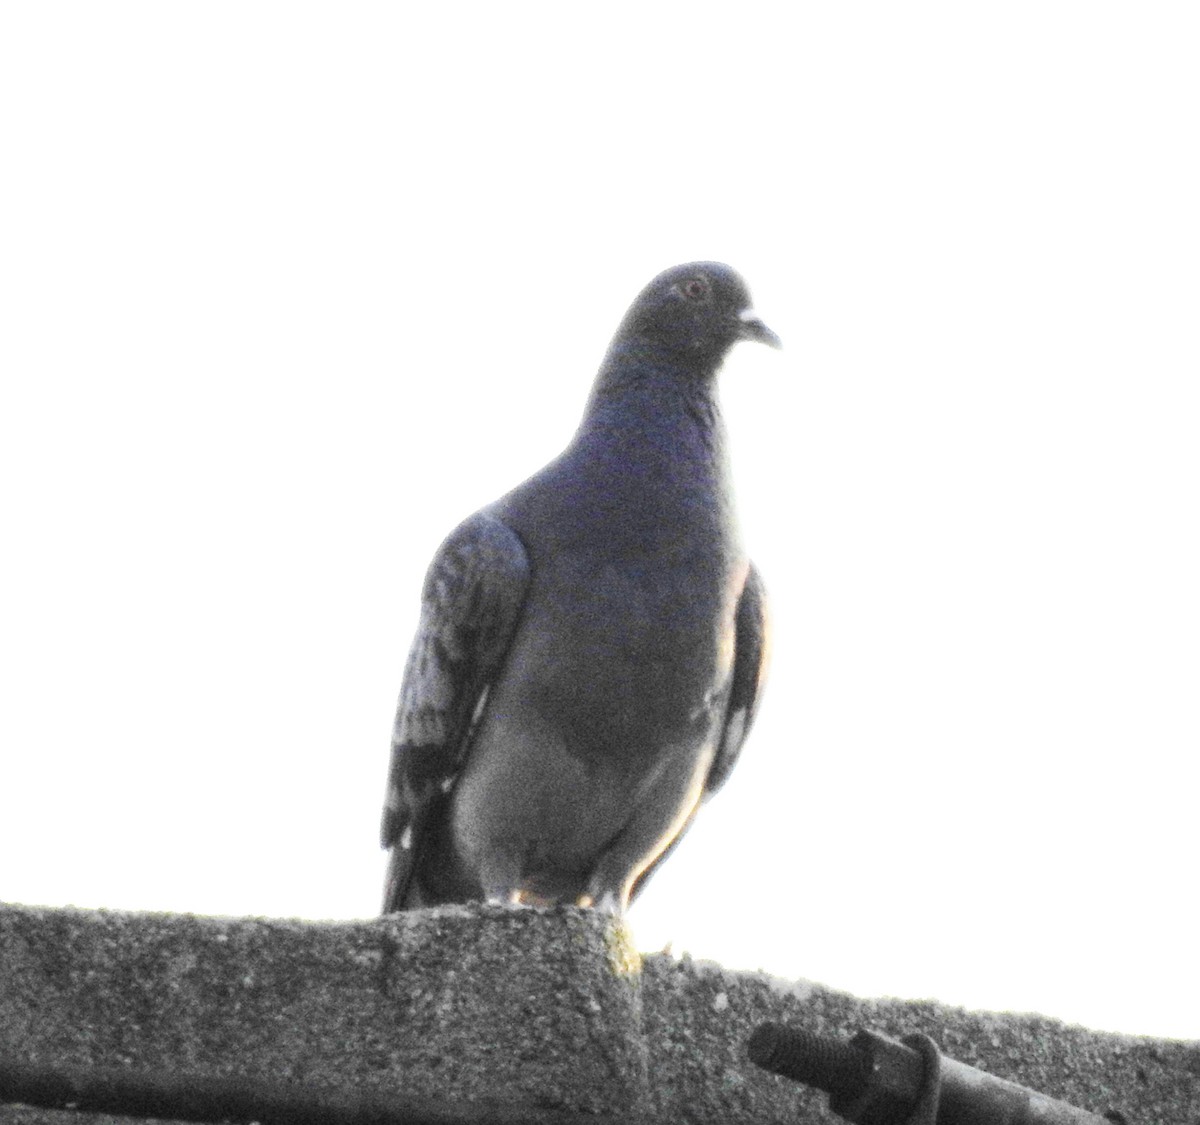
left=578, top=867, right=631, bottom=915
left=478, top=850, right=525, bottom=908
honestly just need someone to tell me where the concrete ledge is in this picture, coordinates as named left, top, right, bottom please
left=0, top=903, right=644, bottom=1120
left=2, top=902, right=1197, bottom=1123
left=639, top=956, right=1200, bottom=1122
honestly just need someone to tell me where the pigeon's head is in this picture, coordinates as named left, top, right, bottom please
left=619, top=262, right=781, bottom=366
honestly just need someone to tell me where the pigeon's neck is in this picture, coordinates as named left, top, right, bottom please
left=580, top=339, right=725, bottom=450
left=494, top=336, right=739, bottom=555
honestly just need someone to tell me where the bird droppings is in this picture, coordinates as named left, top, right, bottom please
left=603, top=919, right=643, bottom=978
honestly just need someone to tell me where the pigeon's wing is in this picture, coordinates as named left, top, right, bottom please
left=381, top=512, right=529, bottom=912
left=627, top=563, right=769, bottom=903
left=703, top=562, right=770, bottom=797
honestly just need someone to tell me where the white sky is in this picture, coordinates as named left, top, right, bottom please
left=2, top=5, right=1197, bottom=1040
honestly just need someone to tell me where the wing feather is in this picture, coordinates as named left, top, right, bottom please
left=704, top=562, right=770, bottom=797
left=626, top=562, right=770, bottom=903
left=381, top=512, right=529, bottom=911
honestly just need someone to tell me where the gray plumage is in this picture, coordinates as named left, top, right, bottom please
left=381, top=262, right=777, bottom=914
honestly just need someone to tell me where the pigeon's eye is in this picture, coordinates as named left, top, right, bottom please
left=682, top=278, right=709, bottom=301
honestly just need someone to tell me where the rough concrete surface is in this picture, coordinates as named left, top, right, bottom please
left=1, top=901, right=1197, bottom=1123
left=639, top=954, right=1200, bottom=1123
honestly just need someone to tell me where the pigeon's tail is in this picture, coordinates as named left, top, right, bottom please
left=382, top=820, right=430, bottom=912
left=381, top=845, right=411, bottom=913
left=381, top=816, right=462, bottom=912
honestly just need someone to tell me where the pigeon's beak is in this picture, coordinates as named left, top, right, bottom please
left=737, top=308, right=782, bottom=349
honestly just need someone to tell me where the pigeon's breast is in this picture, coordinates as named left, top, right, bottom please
left=482, top=413, right=746, bottom=750
left=503, top=526, right=744, bottom=752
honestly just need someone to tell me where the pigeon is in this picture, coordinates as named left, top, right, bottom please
left=381, top=262, right=778, bottom=914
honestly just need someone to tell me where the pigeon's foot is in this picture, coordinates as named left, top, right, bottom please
left=484, top=889, right=564, bottom=909
left=575, top=887, right=626, bottom=915
left=483, top=890, right=526, bottom=908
